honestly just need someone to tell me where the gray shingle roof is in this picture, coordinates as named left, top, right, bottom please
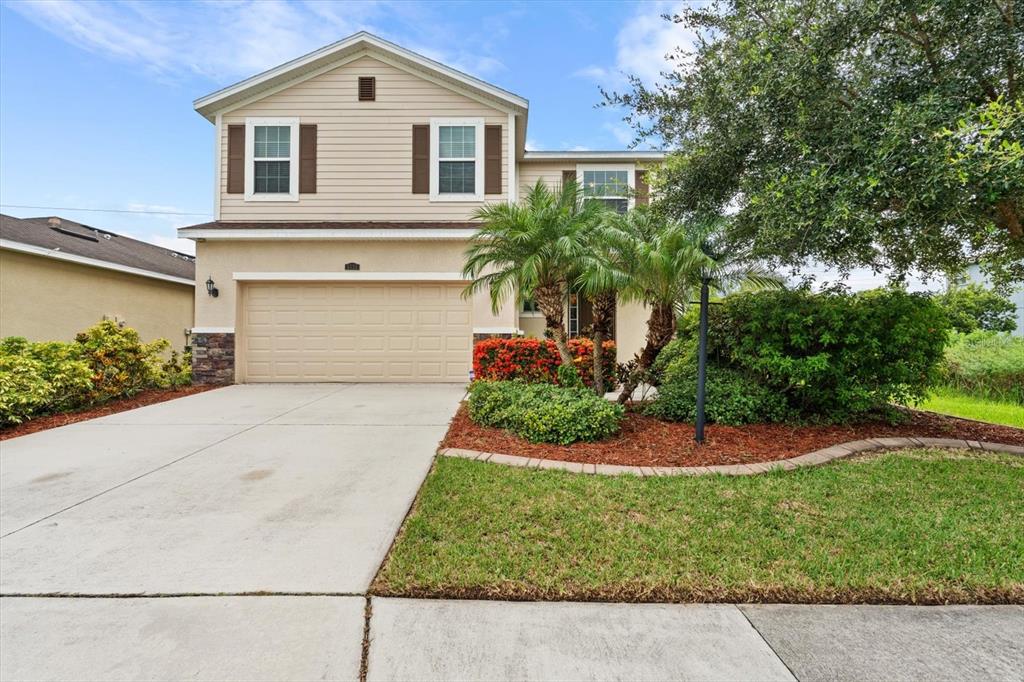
left=1, top=214, right=195, bottom=282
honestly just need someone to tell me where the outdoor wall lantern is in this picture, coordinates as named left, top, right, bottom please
left=206, top=276, right=219, bottom=298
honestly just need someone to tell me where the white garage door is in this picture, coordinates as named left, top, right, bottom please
left=241, top=281, right=472, bottom=382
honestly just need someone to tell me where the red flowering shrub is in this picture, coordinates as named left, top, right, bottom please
left=473, top=337, right=617, bottom=387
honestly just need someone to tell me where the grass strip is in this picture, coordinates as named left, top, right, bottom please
left=374, top=449, right=1024, bottom=604
left=918, top=388, right=1024, bottom=428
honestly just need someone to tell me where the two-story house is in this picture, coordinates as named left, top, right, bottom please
left=179, top=32, right=663, bottom=384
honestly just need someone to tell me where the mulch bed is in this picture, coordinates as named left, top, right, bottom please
left=442, top=404, right=1024, bottom=468
left=0, top=385, right=219, bottom=441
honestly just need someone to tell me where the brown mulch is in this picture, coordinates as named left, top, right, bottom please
left=0, top=385, right=220, bottom=441
left=441, top=404, right=1024, bottom=468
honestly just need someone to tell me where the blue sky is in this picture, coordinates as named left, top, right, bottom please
left=0, top=0, right=688, bottom=254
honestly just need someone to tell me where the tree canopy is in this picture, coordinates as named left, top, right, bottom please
left=607, top=0, right=1024, bottom=288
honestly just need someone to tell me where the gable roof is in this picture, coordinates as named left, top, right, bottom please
left=0, top=214, right=195, bottom=285
left=193, top=32, right=529, bottom=121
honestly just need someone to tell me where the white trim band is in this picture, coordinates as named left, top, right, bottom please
left=179, top=228, right=476, bottom=240
left=190, top=327, right=235, bottom=334
left=0, top=239, right=195, bottom=286
left=523, top=151, right=665, bottom=161
left=473, top=327, right=522, bottom=335
left=233, top=271, right=468, bottom=282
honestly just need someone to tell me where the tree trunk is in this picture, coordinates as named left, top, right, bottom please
left=618, top=301, right=676, bottom=404
left=588, top=291, right=616, bottom=395
left=534, top=281, right=573, bottom=365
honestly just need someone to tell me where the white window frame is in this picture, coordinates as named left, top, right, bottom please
left=520, top=296, right=543, bottom=318
left=245, top=117, right=299, bottom=202
left=576, top=163, right=635, bottom=212
left=430, top=117, right=485, bottom=202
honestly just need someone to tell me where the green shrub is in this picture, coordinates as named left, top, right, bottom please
left=933, top=283, right=1017, bottom=334
left=74, top=320, right=170, bottom=401
left=468, top=380, right=624, bottom=445
left=686, top=287, right=949, bottom=422
left=940, top=331, right=1024, bottom=404
left=0, top=321, right=187, bottom=426
left=0, top=354, right=54, bottom=426
left=647, top=362, right=791, bottom=425
left=556, top=362, right=584, bottom=389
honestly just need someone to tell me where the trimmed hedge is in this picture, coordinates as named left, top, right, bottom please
left=473, top=337, right=616, bottom=387
left=0, top=320, right=190, bottom=426
left=666, top=287, right=949, bottom=423
left=468, top=380, right=624, bottom=444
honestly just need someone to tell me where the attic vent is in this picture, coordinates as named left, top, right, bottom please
left=358, top=76, right=375, bottom=102
left=51, top=226, right=99, bottom=242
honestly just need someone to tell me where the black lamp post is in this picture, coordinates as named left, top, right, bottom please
left=695, top=276, right=710, bottom=444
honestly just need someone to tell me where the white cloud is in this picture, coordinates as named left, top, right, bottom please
left=602, top=122, right=634, bottom=146
left=568, top=145, right=591, bottom=152
left=572, top=65, right=608, bottom=82
left=9, top=0, right=506, bottom=82
left=574, top=2, right=700, bottom=87
left=525, top=138, right=543, bottom=151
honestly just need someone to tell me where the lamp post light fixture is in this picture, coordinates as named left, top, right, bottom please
left=205, top=276, right=219, bottom=298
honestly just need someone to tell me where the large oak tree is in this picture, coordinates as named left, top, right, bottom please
left=608, top=0, right=1023, bottom=288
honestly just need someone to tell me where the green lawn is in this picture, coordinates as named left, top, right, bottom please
left=374, top=450, right=1024, bottom=604
left=918, top=387, right=1024, bottom=428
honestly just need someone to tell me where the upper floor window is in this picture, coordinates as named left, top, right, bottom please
left=430, top=118, right=484, bottom=201
left=245, top=117, right=299, bottom=201
left=581, top=168, right=631, bottom=214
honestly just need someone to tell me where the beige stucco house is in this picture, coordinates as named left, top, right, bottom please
left=179, top=32, right=662, bottom=384
left=1, top=214, right=195, bottom=349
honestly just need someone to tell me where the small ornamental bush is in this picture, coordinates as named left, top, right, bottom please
left=941, top=331, right=1024, bottom=404
left=467, top=380, right=624, bottom=445
left=75, top=320, right=170, bottom=401
left=473, top=337, right=616, bottom=387
left=0, top=354, right=54, bottom=426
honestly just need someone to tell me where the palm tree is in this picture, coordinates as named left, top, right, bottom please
left=607, top=210, right=782, bottom=403
left=576, top=217, right=629, bottom=395
left=463, top=179, right=605, bottom=365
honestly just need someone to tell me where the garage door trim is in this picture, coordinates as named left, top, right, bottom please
left=234, top=271, right=467, bottom=282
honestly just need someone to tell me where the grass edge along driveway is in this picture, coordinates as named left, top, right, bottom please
left=374, top=449, right=1024, bottom=605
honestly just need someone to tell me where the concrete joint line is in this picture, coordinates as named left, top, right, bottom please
left=437, top=438, right=1024, bottom=477
left=0, top=384, right=356, bottom=538
left=735, top=604, right=799, bottom=681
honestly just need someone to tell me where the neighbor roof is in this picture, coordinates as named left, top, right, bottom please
left=193, top=32, right=529, bottom=121
left=0, top=214, right=195, bottom=284
left=522, top=151, right=667, bottom=162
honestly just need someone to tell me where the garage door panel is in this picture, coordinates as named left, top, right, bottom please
left=242, top=282, right=472, bottom=382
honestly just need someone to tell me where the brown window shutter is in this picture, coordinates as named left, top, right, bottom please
left=227, top=125, right=245, bottom=194
left=561, top=169, right=576, bottom=187
left=635, top=170, right=649, bottom=206
left=484, top=124, right=502, bottom=195
left=299, top=125, right=317, bottom=194
left=358, top=76, right=375, bottom=101
left=412, top=124, right=429, bottom=194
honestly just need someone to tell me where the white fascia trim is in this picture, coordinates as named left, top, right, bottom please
left=233, top=271, right=468, bottom=282
left=507, top=112, right=517, bottom=203
left=0, top=239, right=195, bottom=286
left=430, top=117, right=485, bottom=202
left=524, top=151, right=666, bottom=161
left=194, top=32, right=528, bottom=117
left=577, top=163, right=637, bottom=211
left=244, top=117, right=299, bottom=202
left=191, top=327, right=235, bottom=334
left=214, top=113, right=222, bottom=219
left=473, top=327, right=522, bottom=335
left=178, top=228, right=476, bottom=241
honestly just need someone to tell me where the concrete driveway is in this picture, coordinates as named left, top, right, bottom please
left=1, top=383, right=463, bottom=680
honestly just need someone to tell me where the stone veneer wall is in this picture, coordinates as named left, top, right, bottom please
left=192, top=332, right=235, bottom=384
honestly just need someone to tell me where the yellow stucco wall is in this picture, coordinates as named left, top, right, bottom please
left=193, top=239, right=518, bottom=333
left=0, top=249, right=194, bottom=349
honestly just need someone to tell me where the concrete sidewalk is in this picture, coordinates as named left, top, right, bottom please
left=364, top=599, right=1024, bottom=682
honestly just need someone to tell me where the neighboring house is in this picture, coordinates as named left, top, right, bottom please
left=178, top=32, right=662, bottom=384
left=963, top=264, right=1024, bottom=336
left=1, top=214, right=195, bottom=349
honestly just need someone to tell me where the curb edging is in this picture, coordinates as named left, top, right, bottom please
left=438, top=437, right=1024, bottom=477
